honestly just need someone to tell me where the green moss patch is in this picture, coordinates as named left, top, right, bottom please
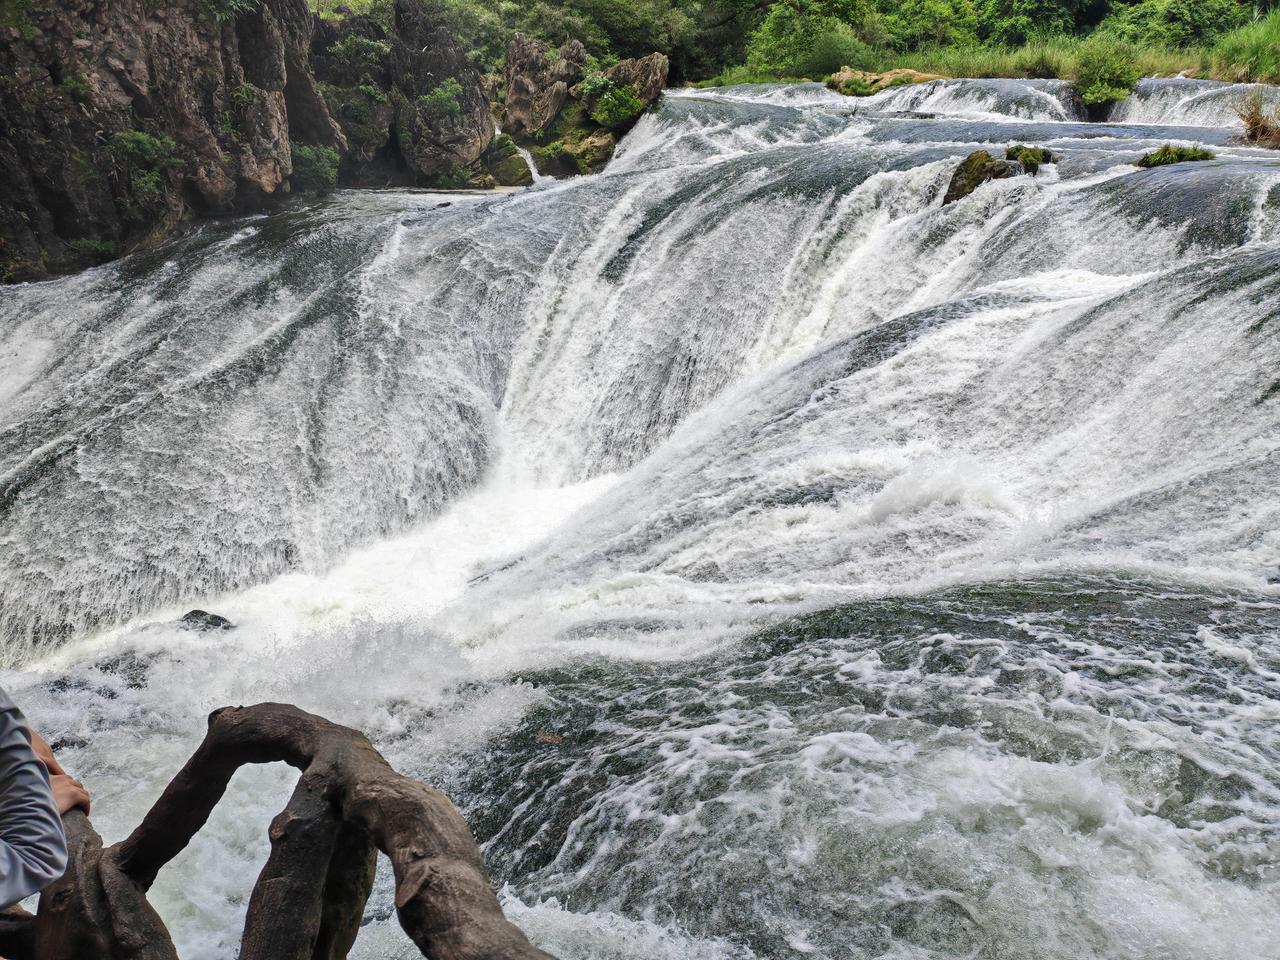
left=1136, top=144, right=1216, bottom=168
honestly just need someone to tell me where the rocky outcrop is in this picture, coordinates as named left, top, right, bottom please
left=0, top=0, right=343, bottom=281
left=479, top=134, right=535, bottom=187
left=827, top=67, right=945, bottom=97
left=500, top=35, right=668, bottom=178
left=1005, top=144, right=1054, bottom=174
left=1, top=0, right=493, bottom=281
left=311, top=0, right=491, bottom=188
left=942, top=150, right=1026, bottom=204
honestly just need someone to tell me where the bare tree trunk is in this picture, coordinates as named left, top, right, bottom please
left=5, top=703, right=556, bottom=960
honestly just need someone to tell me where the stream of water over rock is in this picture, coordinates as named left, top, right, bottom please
left=1, top=78, right=1278, bottom=959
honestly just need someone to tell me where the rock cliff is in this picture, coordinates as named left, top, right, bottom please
left=500, top=35, right=668, bottom=178
left=0, top=0, right=491, bottom=281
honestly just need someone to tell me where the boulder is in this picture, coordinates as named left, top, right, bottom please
left=480, top=134, right=534, bottom=186
left=180, top=610, right=235, bottom=631
left=827, top=67, right=945, bottom=97
left=605, top=52, right=669, bottom=106
left=502, top=36, right=588, bottom=136
left=942, top=150, right=1025, bottom=205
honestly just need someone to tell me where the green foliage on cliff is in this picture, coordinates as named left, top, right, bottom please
left=290, top=144, right=340, bottom=191
left=417, top=77, right=464, bottom=119
left=589, top=84, right=645, bottom=126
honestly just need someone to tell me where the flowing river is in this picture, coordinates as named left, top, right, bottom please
left=1, top=78, right=1278, bottom=959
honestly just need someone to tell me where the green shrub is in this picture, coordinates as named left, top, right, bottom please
left=1097, top=0, right=1244, bottom=48
left=590, top=83, right=645, bottom=127
left=976, top=0, right=1077, bottom=45
left=230, top=82, right=255, bottom=111
left=1211, top=7, right=1280, bottom=83
left=1136, top=144, right=1214, bottom=166
left=60, top=74, right=91, bottom=103
left=330, top=34, right=391, bottom=68
left=200, top=0, right=258, bottom=23
left=883, top=0, right=978, bottom=51
left=417, top=77, right=463, bottom=120
left=431, top=162, right=472, bottom=188
left=290, top=143, right=339, bottom=191
left=1006, top=143, right=1053, bottom=172
left=578, top=71, right=615, bottom=99
left=745, top=0, right=873, bottom=75
left=110, top=130, right=181, bottom=169
left=1072, top=35, right=1140, bottom=105
left=796, top=19, right=875, bottom=74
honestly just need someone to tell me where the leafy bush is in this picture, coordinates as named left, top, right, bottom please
left=1097, top=0, right=1244, bottom=48
left=60, top=74, right=91, bottom=103
left=200, top=0, right=259, bottom=24
left=589, top=83, right=645, bottom=126
left=796, top=19, right=875, bottom=74
left=1211, top=7, right=1280, bottom=83
left=745, top=0, right=873, bottom=74
left=290, top=143, right=340, bottom=191
left=976, top=0, right=1079, bottom=45
left=882, top=0, right=978, bottom=51
left=578, top=70, right=616, bottom=99
left=1135, top=143, right=1214, bottom=166
left=330, top=34, right=391, bottom=68
left=417, top=77, right=464, bottom=120
left=1072, top=35, right=1139, bottom=105
left=110, top=131, right=181, bottom=170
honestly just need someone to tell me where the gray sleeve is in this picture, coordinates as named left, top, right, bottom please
left=0, top=689, right=67, bottom=908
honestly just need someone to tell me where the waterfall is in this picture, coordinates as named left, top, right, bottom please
left=1, top=78, right=1277, bottom=960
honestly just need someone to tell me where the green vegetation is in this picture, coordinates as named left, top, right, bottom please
left=201, top=0, right=259, bottom=23
left=1135, top=143, right=1215, bottom=165
left=329, top=34, right=391, bottom=69
left=60, top=74, right=91, bottom=103
left=1006, top=144, right=1053, bottom=172
left=0, top=0, right=34, bottom=39
left=590, top=84, right=645, bottom=126
left=109, top=131, right=181, bottom=214
left=1073, top=35, right=1140, bottom=105
left=305, top=0, right=1280, bottom=93
left=417, top=77, right=464, bottom=120
left=1211, top=7, right=1280, bottom=82
left=290, top=143, right=340, bottom=191
left=230, top=83, right=256, bottom=112
left=68, top=238, right=118, bottom=261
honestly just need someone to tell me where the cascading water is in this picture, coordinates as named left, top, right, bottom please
left=1, top=78, right=1278, bottom=959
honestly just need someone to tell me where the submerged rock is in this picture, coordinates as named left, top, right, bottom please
left=1006, top=144, right=1054, bottom=174
left=1136, top=144, right=1215, bottom=168
left=942, top=150, right=1026, bottom=204
left=827, top=67, right=945, bottom=97
left=180, top=610, right=235, bottom=631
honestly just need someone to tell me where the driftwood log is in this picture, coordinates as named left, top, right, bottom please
left=5, top=703, right=556, bottom=960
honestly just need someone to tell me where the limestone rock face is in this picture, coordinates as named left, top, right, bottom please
left=500, top=35, right=668, bottom=178
left=827, top=67, right=945, bottom=97
left=0, top=0, right=342, bottom=281
left=0, top=0, right=493, bottom=280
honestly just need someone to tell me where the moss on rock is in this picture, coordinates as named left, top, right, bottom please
left=942, top=150, right=1025, bottom=205
left=1136, top=144, right=1215, bottom=168
left=827, top=67, right=944, bottom=97
left=1005, top=144, right=1054, bottom=174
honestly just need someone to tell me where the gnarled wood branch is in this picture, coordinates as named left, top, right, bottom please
left=9, top=703, right=556, bottom=960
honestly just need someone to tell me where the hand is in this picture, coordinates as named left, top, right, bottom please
left=50, top=774, right=91, bottom=816
left=28, top=730, right=65, bottom=776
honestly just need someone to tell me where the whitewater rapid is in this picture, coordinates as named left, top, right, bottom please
left=1, top=78, right=1278, bottom=959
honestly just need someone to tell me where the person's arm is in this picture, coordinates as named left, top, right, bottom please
left=0, top=691, right=67, bottom=909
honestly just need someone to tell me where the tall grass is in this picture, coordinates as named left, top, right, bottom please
left=1210, top=8, right=1280, bottom=83
left=700, top=37, right=1207, bottom=88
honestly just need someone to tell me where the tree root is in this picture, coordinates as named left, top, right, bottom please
left=10, top=703, right=556, bottom=960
